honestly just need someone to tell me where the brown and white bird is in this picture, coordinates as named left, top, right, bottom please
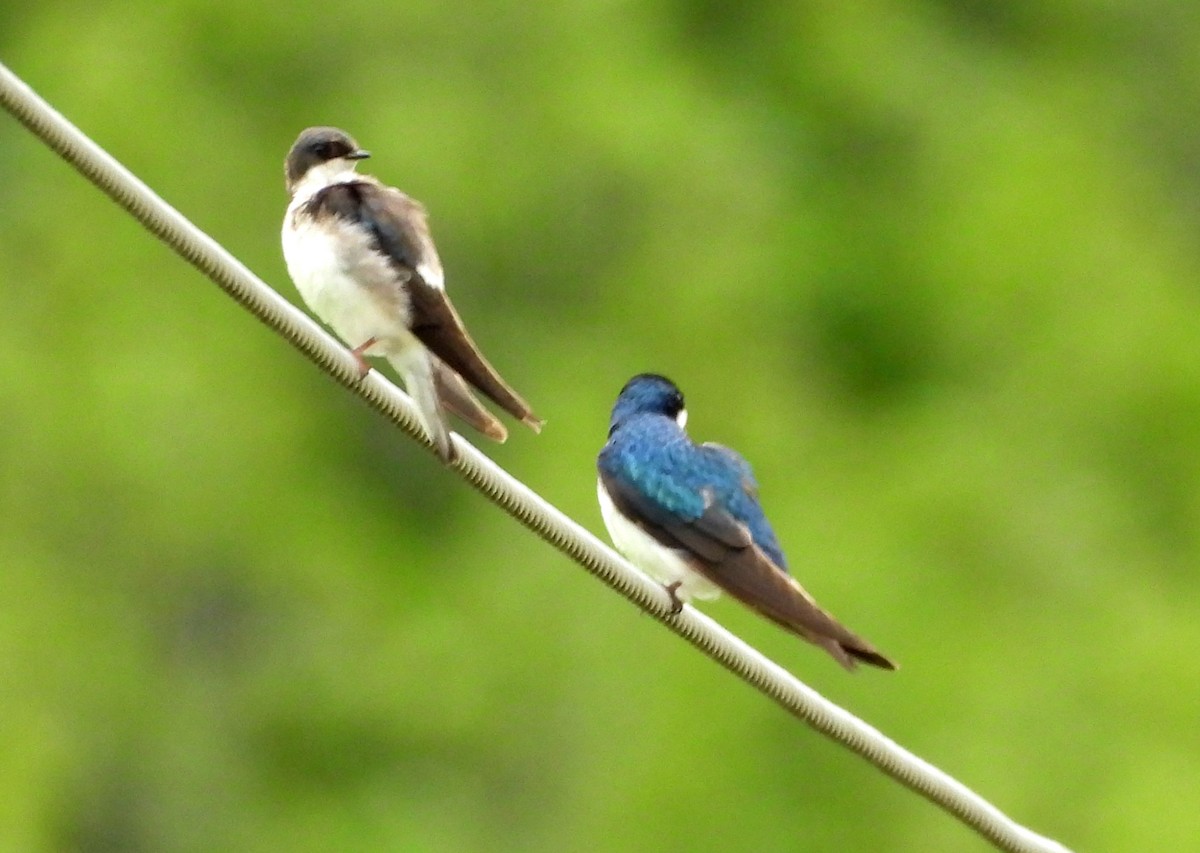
left=597, top=374, right=895, bottom=671
left=282, top=126, right=541, bottom=462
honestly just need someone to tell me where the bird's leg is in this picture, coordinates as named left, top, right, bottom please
left=663, top=582, right=684, bottom=615
left=349, top=337, right=379, bottom=379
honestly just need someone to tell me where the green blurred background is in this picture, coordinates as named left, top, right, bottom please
left=3, top=2, right=1199, bottom=850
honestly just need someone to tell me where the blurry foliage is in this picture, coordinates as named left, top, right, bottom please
left=3, top=1, right=1200, bottom=850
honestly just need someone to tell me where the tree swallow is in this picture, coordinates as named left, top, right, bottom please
left=282, top=126, right=542, bottom=462
left=597, top=374, right=896, bottom=671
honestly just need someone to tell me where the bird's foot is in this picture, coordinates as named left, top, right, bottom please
left=349, top=337, right=378, bottom=379
left=663, top=581, right=684, bottom=615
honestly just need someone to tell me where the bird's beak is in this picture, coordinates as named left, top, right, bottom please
left=348, top=149, right=371, bottom=160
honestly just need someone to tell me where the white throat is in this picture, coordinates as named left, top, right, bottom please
left=290, top=158, right=361, bottom=203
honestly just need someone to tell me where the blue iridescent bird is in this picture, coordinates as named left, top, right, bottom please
left=597, top=374, right=896, bottom=671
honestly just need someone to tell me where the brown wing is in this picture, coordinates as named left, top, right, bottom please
left=602, top=473, right=895, bottom=671
left=350, top=184, right=542, bottom=432
left=683, top=502, right=896, bottom=671
left=405, top=283, right=542, bottom=432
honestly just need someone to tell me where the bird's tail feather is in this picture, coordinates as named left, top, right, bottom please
left=842, top=644, right=897, bottom=671
left=390, top=351, right=456, bottom=463
left=432, top=358, right=508, bottom=443
left=773, top=575, right=897, bottom=672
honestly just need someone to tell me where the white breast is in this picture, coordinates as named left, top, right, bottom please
left=282, top=199, right=414, bottom=355
left=596, top=479, right=722, bottom=602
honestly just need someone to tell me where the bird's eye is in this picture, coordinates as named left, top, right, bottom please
left=310, top=140, right=341, bottom=160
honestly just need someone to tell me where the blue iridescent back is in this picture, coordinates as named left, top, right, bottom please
left=600, top=381, right=789, bottom=571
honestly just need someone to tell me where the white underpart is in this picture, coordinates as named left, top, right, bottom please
left=387, top=345, right=450, bottom=457
left=597, top=479, right=721, bottom=601
left=282, top=162, right=419, bottom=359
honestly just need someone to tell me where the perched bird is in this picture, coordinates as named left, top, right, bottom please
left=597, top=373, right=896, bottom=671
left=281, top=126, right=542, bottom=462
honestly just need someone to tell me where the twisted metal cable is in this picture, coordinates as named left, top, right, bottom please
left=1, top=61, right=1071, bottom=853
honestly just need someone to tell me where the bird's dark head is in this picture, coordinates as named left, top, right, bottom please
left=284, top=126, right=371, bottom=193
left=609, top=373, right=687, bottom=435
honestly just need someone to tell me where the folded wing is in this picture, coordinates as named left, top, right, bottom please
left=599, top=460, right=895, bottom=671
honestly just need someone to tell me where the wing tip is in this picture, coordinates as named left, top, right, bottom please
left=522, top=413, right=545, bottom=434
left=841, top=645, right=899, bottom=672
